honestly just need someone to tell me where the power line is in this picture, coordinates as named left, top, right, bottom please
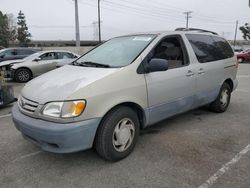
left=80, top=0, right=184, bottom=23
left=120, top=0, right=235, bottom=24
left=102, top=0, right=185, bottom=22
left=118, top=0, right=183, bottom=15
left=78, top=0, right=238, bottom=40
left=106, top=0, right=235, bottom=25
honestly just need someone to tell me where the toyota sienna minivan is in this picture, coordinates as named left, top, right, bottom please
left=12, top=29, right=238, bottom=161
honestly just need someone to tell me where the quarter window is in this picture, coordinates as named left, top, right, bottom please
left=212, top=36, right=234, bottom=59
left=186, top=34, right=234, bottom=63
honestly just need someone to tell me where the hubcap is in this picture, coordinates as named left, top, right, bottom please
left=18, top=71, right=29, bottom=81
left=113, top=118, right=135, bottom=152
left=220, top=89, right=229, bottom=107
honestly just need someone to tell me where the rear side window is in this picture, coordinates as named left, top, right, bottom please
left=17, top=49, right=34, bottom=55
left=57, top=52, right=75, bottom=59
left=212, top=36, right=234, bottom=59
left=186, top=34, right=234, bottom=63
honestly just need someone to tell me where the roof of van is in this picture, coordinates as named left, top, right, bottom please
left=127, top=30, right=219, bottom=37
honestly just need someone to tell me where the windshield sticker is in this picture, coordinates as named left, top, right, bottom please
left=132, top=37, right=152, bottom=41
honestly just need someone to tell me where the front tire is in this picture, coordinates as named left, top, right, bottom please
left=95, top=106, right=140, bottom=161
left=14, top=68, right=32, bottom=83
left=209, top=82, right=231, bottom=113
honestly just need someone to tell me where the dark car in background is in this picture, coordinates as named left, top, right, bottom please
left=0, top=48, right=40, bottom=63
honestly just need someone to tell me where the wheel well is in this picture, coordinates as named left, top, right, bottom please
left=15, top=67, right=33, bottom=78
left=102, top=102, right=146, bottom=129
left=224, top=79, right=233, bottom=91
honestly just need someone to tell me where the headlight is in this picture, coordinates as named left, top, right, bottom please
left=42, top=100, right=86, bottom=118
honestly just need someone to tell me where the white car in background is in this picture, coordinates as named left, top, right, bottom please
left=0, top=50, right=79, bottom=82
left=56, top=58, right=78, bottom=68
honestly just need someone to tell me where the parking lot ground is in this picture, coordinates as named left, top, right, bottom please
left=0, top=65, right=250, bottom=188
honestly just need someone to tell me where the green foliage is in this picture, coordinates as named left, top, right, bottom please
left=240, top=23, right=250, bottom=40
left=0, top=11, right=11, bottom=47
left=17, top=10, right=31, bottom=46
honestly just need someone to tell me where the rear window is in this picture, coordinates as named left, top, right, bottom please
left=186, top=34, right=234, bottom=63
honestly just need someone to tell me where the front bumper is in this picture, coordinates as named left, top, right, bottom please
left=12, top=104, right=101, bottom=153
left=0, top=85, right=15, bottom=107
left=0, top=69, right=13, bottom=79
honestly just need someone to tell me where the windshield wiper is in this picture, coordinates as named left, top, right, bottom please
left=75, top=61, right=110, bottom=68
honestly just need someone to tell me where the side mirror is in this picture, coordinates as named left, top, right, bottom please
left=145, top=58, right=168, bottom=73
left=34, top=57, right=41, bottom=62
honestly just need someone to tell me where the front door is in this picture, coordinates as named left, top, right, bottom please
left=32, top=52, right=59, bottom=76
left=144, top=35, right=196, bottom=125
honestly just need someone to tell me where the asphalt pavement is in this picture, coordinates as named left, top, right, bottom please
left=0, top=64, right=250, bottom=188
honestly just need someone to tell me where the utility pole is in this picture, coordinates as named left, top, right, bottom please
left=233, top=20, right=239, bottom=47
left=184, top=11, right=192, bottom=29
left=92, top=21, right=99, bottom=40
left=98, top=0, right=101, bottom=43
left=74, top=0, right=80, bottom=47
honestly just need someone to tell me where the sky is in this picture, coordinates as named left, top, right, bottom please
left=1, top=0, right=250, bottom=41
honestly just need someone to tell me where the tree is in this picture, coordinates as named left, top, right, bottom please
left=0, top=11, right=11, bottom=47
left=17, top=11, right=31, bottom=46
left=7, top=13, right=17, bottom=42
left=239, top=23, right=250, bottom=40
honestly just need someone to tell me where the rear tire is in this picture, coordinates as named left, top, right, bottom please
left=238, top=58, right=244, bottom=63
left=14, top=68, right=32, bottom=83
left=95, top=106, right=140, bottom=161
left=209, top=82, right=231, bottom=113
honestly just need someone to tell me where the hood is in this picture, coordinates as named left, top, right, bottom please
left=0, top=59, right=24, bottom=67
left=21, top=65, right=120, bottom=104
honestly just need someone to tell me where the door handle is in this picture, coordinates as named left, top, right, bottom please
left=198, top=68, right=205, bottom=74
left=186, top=70, right=194, bottom=77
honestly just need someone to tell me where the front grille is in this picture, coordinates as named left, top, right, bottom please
left=19, top=96, right=39, bottom=113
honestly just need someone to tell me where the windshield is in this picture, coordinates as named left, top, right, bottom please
left=75, top=35, right=156, bottom=67
left=23, top=51, right=43, bottom=61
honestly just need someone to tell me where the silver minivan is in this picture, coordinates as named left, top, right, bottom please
left=12, top=30, right=238, bottom=161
